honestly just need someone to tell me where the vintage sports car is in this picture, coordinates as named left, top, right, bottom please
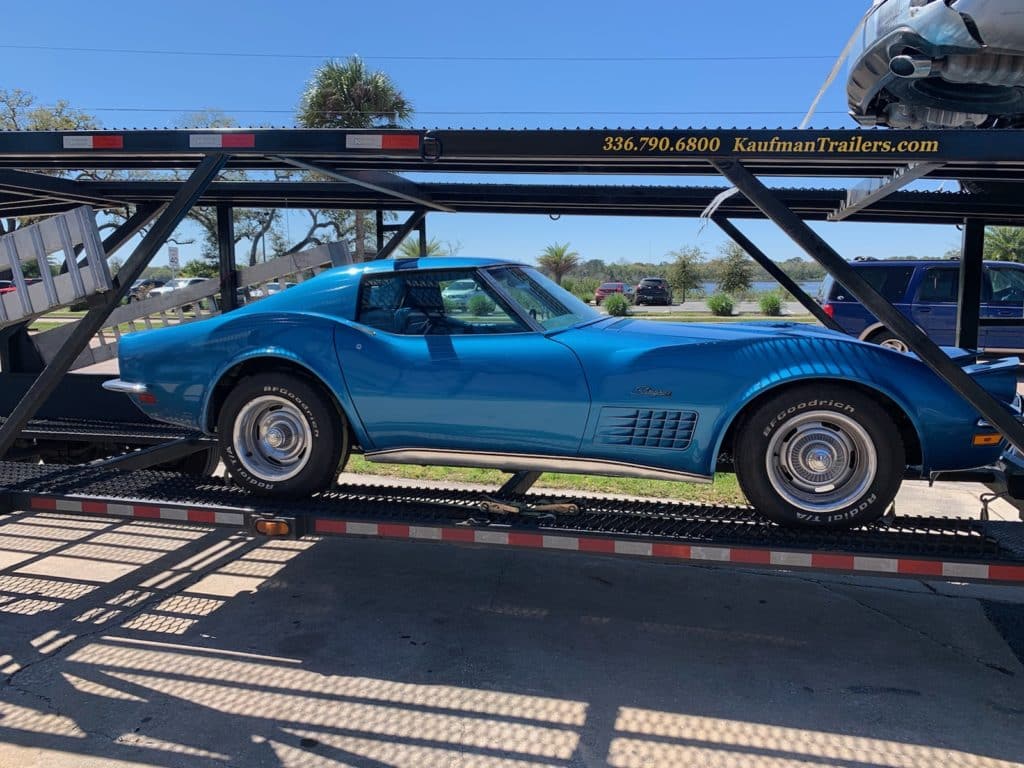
left=105, top=258, right=1019, bottom=529
left=848, top=0, right=1024, bottom=128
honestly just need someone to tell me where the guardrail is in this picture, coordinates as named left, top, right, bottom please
left=32, top=241, right=350, bottom=369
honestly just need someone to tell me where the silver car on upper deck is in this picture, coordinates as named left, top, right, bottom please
left=848, top=0, right=1024, bottom=129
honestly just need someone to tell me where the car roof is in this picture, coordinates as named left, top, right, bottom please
left=849, top=259, right=1020, bottom=267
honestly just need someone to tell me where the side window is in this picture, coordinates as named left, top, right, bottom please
left=829, top=266, right=913, bottom=302
left=358, top=270, right=526, bottom=335
left=915, top=268, right=958, bottom=303
left=986, top=266, right=1024, bottom=306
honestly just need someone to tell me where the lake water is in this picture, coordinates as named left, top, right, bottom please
left=698, top=281, right=821, bottom=297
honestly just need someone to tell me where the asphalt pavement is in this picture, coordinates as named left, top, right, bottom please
left=0, top=512, right=1021, bottom=768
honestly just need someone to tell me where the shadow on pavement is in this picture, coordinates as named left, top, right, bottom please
left=0, top=510, right=1021, bottom=767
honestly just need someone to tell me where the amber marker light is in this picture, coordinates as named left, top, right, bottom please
left=255, top=519, right=290, bottom=536
left=973, top=434, right=1002, bottom=447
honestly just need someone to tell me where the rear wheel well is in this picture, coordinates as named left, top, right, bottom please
left=207, top=358, right=349, bottom=437
left=718, top=380, right=922, bottom=469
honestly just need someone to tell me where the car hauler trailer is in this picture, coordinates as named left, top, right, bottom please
left=0, top=126, right=1023, bottom=584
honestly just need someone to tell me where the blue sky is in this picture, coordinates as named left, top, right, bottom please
left=1, top=0, right=965, bottom=266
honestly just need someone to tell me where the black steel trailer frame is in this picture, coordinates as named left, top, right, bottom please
left=1, top=125, right=1024, bottom=583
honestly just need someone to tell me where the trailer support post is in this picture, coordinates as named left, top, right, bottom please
left=956, top=219, right=985, bottom=349
left=217, top=205, right=238, bottom=311
left=375, top=209, right=427, bottom=260
left=0, top=154, right=228, bottom=458
left=712, top=158, right=1024, bottom=453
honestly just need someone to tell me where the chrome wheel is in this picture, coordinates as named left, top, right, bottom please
left=765, top=411, right=877, bottom=514
left=232, top=395, right=312, bottom=483
left=878, top=337, right=909, bottom=353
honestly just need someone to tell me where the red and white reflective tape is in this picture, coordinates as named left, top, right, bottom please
left=188, top=133, right=256, bottom=149
left=29, top=497, right=244, bottom=527
left=344, top=133, right=420, bottom=150
left=62, top=135, right=124, bottom=150
left=311, top=519, right=1024, bottom=584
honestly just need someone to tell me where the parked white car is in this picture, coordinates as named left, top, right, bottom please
left=148, top=277, right=208, bottom=298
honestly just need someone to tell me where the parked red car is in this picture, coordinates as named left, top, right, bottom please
left=593, top=282, right=632, bottom=305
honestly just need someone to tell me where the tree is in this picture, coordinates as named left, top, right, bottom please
left=984, top=227, right=1024, bottom=263
left=397, top=236, right=458, bottom=258
left=666, top=245, right=704, bottom=301
left=537, top=242, right=580, bottom=285
left=717, top=242, right=753, bottom=295
left=298, top=56, right=413, bottom=262
left=179, top=259, right=219, bottom=278
left=0, top=89, right=102, bottom=238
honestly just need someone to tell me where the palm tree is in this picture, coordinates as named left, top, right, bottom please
left=398, top=237, right=448, bottom=258
left=537, top=242, right=580, bottom=285
left=984, top=226, right=1024, bottom=263
left=297, top=57, right=413, bottom=261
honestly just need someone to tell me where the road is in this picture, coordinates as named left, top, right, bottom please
left=0, top=510, right=1021, bottom=768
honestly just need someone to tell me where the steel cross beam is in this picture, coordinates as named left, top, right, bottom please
left=0, top=154, right=228, bottom=459
left=274, top=157, right=454, bottom=213
left=830, top=162, right=945, bottom=221
left=375, top=209, right=428, bottom=260
left=0, top=169, right=124, bottom=209
left=712, top=158, right=1024, bottom=454
left=711, top=216, right=843, bottom=331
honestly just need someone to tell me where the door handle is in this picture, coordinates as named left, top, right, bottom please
left=917, top=307, right=932, bottom=313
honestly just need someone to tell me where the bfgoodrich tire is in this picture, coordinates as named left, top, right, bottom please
left=734, top=385, right=904, bottom=528
left=218, top=373, right=347, bottom=497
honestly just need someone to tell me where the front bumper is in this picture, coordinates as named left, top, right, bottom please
left=102, top=379, right=149, bottom=395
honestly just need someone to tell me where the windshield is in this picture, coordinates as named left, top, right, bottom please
left=485, top=266, right=599, bottom=331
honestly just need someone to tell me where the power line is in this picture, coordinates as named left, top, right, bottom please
left=0, top=42, right=837, bottom=63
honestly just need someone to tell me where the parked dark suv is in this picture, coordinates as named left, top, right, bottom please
left=819, top=259, right=1024, bottom=352
left=634, top=277, right=672, bottom=306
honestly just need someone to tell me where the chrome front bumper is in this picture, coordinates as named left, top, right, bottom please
left=101, top=379, right=148, bottom=395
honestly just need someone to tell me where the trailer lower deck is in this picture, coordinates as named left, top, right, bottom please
left=2, top=458, right=1022, bottom=584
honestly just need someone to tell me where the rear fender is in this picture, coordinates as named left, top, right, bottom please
left=200, top=345, right=371, bottom=450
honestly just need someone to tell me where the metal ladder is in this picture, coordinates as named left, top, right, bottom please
left=0, top=206, right=113, bottom=329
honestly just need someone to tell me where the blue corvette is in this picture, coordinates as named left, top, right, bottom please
left=105, top=257, right=1019, bottom=528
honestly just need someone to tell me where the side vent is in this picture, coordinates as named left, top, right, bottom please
left=595, top=408, right=698, bottom=450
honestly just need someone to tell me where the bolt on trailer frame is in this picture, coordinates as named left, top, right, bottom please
left=0, top=126, right=1024, bottom=584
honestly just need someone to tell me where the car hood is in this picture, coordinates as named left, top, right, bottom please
left=571, top=318, right=845, bottom=345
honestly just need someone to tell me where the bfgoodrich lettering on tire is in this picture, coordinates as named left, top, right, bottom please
left=734, top=384, right=904, bottom=529
left=218, top=372, right=347, bottom=497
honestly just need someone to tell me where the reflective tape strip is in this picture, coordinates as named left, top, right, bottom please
left=943, top=562, right=990, bottom=581
left=188, top=133, right=255, bottom=149
left=614, top=541, right=652, bottom=557
left=853, top=556, right=899, bottom=573
left=409, top=526, right=442, bottom=540
left=345, top=522, right=378, bottom=536
left=691, top=546, right=731, bottom=562
left=15, top=499, right=1024, bottom=583
left=770, top=551, right=813, bottom=568
left=474, top=530, right=509, bottom=546
left=63, top=135, right=124, bottom=149
left=345, top=134, right=419, bottom=150
left=543, top=535, right=579, bottom=551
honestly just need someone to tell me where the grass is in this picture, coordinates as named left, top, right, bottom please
left=636, top=313, right=818, bottom=324
left=343, top=454, right=747, bottom=505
